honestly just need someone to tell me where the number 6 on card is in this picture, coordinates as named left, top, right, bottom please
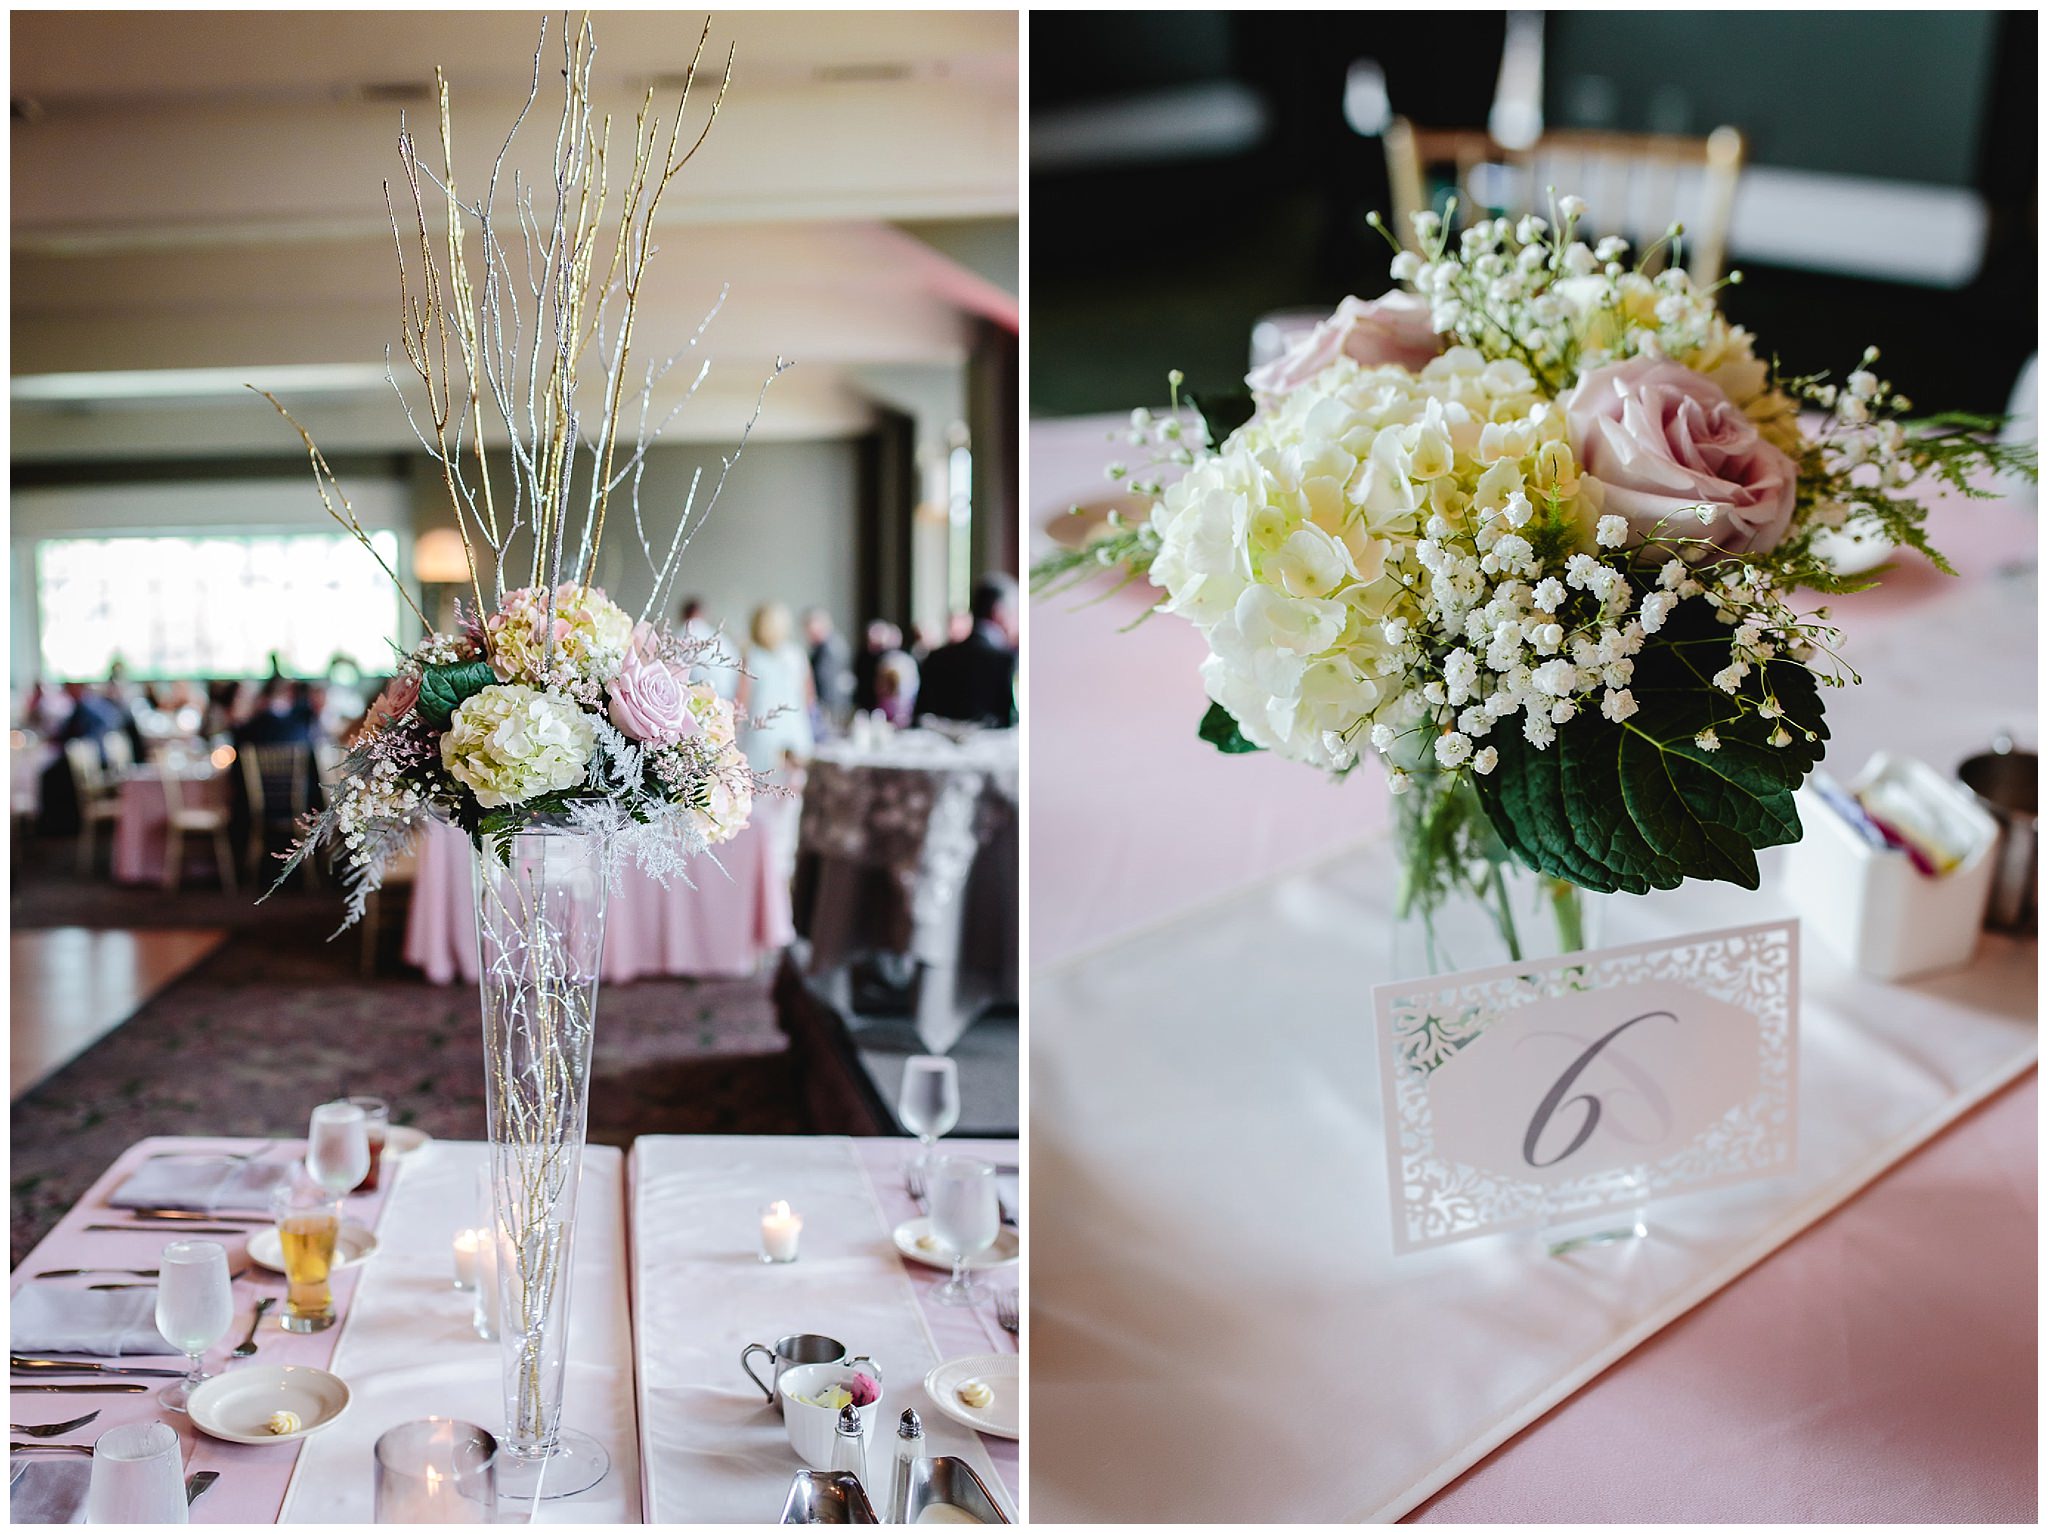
left=1374, top=919, right=1799, bottom=1253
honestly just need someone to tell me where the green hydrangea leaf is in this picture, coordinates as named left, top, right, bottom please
left=1475, top=598, right=1828, bottom=894
left=417, top=659, right=499, bottom=728
left=1199, top=701, right=1263, bottom=754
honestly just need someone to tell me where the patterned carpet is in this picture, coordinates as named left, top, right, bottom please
left=10, top=839, right=807, bottom=1265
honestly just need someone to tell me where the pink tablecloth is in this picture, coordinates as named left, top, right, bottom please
left=110, top=770, right=232, bottom=886
left=1029, top=412, right=2037, bottom=1521
left=9, top=1136, right=392, bottom=1524
left=403, top=816, right=794, bottom=985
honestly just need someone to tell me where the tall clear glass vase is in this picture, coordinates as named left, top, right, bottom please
left=472, top=824, right=610, bottom=1501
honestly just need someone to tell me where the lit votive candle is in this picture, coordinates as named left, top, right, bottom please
left=759, top=1201, right=802, bottom=1264
left=452, top=1229, right=482, bottom=1292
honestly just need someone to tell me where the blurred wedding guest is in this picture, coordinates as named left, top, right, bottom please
left=22, top=676, right=72, bottom=735
left=909, top=621, right=941, bottom=662
left=738, top=601, right=816, bottom=882
left=40, top=682, right=128, bottom=835
left=875, top=650, right=920, bottom=728
left=853, top=619, right=903, bottom=712
left=803, top=606, right=855, bottom=736
left=678, top=595, right=739, bottom=700
left=202, top=680, right=241, bottom=740
left=915, top=574, right=1018, bottom=728
left=235, top=678, right=317, bottom=748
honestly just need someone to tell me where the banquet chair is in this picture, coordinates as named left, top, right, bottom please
left=360, top=846, right=418, bottom=977
left=241, top=742, right=315, bottom=883
left=63, top=739, right=124, bottom=875
left=159, top=768, right=236, bottom=895
left=100, top=731, right=136, bottom=776
left=1383, top=120, right=1746, bottom=285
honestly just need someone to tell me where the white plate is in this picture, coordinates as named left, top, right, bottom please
left=187, top=1364, right=349, bottom=1445
left=246, top=1221, right=378, bottom=1274
left=922, top=1354, right=1019, bottom=1440
left=892, top=1218, right=1020, bottom=1271
left=382, top=1124, right=432, bottom=1160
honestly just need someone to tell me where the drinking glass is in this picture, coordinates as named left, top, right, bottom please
left=270, top=1175, right=343, bottom=1333
left=306, top=1100, right=370, bottom=1194
left=86, top=1421, right=188, bottom=1524
left=897, top=1055, right=960, bottom=1178
left=346, top=1095, right=391, bottom=1192
left=927, top=1156, right=998, bottom=1307
left=154, top=1240, right=233, bottom=1413
left=373, top=1418, right=499, bottom=1524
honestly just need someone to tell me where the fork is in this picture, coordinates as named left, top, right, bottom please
left=11, top=1442, right=92, bottom=1456
left=904, top=1165, right=927, bottom=1207
left=993, top=1290, right=1019, bottom=1336
left=10, top=1411, right=99, bottom=1439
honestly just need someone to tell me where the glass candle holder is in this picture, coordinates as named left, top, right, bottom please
left=759, top=1200, right=802, bottom=1264
left=373, top=1418, right=499, bottom=1524
left=451, top=1229, right=481, bottom=1293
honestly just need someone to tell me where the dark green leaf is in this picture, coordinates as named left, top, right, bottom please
left=1475, top=598, right=1828, bottom=894
left=1198, top=701, right=1263, bottom=755
left=417, top=659, right=499, bottom=727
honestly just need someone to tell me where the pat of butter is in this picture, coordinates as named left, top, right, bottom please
left=915, top=1232, right=940, bottom=1252
left=956, top=1379, right=993, bottom=1409
left=267, top=1410, right=303, bottom=1436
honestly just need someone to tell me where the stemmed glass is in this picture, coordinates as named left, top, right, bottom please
left=306, top=1100, right=370, bottom=1195
left=897, top=1055, right=960, bottom=1178
left=155, top=1240, right=234, bottom=1413
left=927, top=1156, right=999, bottom=1308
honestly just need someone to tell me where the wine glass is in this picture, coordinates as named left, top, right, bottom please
left=926, top=1156, right=998, bottom=1307
left=306, top=1100, right=370, bottom=1195
left=897, top=1055, right=960, bottom=1179
left=155, top=1240, right=233, bottom=1413
left=86, top=1421, right=188, bottom=1524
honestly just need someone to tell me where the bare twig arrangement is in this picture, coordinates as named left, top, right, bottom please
left=257, top=11, right=787, bottom=670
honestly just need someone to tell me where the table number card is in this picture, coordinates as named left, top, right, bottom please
left=1376, top=919, right=1798, bottom=1253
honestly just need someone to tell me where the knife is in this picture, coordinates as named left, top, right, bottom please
left=12, top=1359, right=184, bottom=1378
left=88, top=1267, right=246, bottom=1292
left=186, top=1470, right=220, bottom=1506
left=85, top=1224, right=247, bottom=1236
left=8, top=1383, right=150, bottom=1394
left=34, top=1269, right=160, bottom=1279
left=119, top=1209, right=269, bottom=1225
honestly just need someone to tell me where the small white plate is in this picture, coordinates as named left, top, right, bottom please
left=892, top=1218, right=1019, bottom=1271
left=922, top=1354, right=1019, bottom=1440
left=246, top=1221, right=378, bottom=1274
left=187, top=1364, right=349, bottom=1445
left=382, top=1125, right=432, bottom=1161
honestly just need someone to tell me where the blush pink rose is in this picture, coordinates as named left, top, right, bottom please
left=607, top=642, right=700, bottom=746
left=1566, top=357, right=1799, bottom=555
left=366, top=672, right=421, bottom=730
left=1246, top=291, right=1442, bottom=395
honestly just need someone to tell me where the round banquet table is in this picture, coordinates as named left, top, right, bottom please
left=109, top=765, right=233, bottom=885
left=403, top=815, right=794, bottom=985
left=794, top=727, right=1020, bottom=1053
left=1027, top=412, right=2037, bottom=1522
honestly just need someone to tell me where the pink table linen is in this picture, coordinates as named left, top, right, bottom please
left=9, top=1136, right=392, bottom=1524
left=1028, top=412, right=2038, bottom=1521
left=853, top=1137, right=1019, bottom=1502
left=403, top=815, right=794, bottom=985
left=110, top=770, right=233, bottom=886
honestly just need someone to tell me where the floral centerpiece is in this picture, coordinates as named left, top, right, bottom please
left=261, top=17, right=781, bottom=1498
left=1038, top=195, right=2031, bottom=969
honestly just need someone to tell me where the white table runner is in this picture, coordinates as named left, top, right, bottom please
left=1028, top=845, right=2037, bottom=1522
left=280, top=1142, right=641, bottom=1523
left=630, top=1135, right=1017, bottom=1523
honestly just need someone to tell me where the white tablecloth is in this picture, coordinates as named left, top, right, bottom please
left=281, top=1143, right=641, bottom=1523
left=629, top=1136, right=1018, bottom=1523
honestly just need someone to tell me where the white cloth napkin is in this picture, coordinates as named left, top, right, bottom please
left=8, top=1458, right=89, bottom=1523
left=107, top=1155, right=288, bottom=1213
left=10, top=1287, right=170, bottom=1358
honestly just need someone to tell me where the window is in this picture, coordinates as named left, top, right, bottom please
left=36, top=532, right=404, bottom=681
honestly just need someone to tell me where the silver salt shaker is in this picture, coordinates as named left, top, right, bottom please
left=886, top=1407, right=925, bottom=1523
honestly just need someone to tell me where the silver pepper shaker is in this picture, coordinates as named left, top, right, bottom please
left=828, top=1401, right=868, bottom=1486
left=886, top=1407, right=925, bottom=1523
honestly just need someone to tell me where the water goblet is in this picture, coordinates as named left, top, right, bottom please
left=306, top=1100, right=370, bottom=1195
left=897, top=1055, right=960, bottom=1179
left=86, top=1420, right=188, bottom=1524
left=154, top=1240, right=233, bottom=1413
left=927, top=1156, right=999, bottom=1307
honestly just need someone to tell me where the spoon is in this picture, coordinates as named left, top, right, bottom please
left=232, top=1298, right=277, bottom=1359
